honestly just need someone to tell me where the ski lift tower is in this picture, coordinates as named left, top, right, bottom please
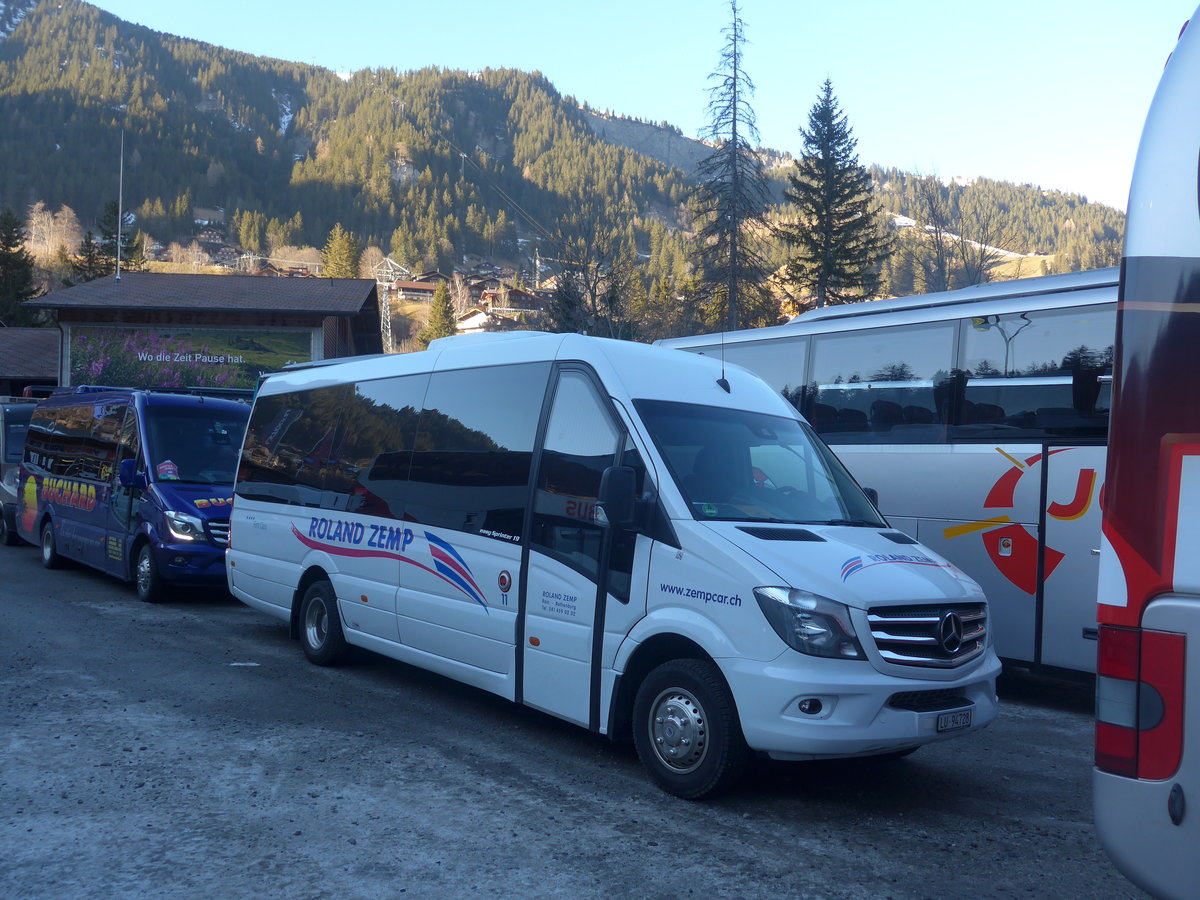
left=373, top=257, right=411, bottom=353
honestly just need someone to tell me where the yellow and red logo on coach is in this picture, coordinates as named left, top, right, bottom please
left=38, top=476, right=98, bottom=511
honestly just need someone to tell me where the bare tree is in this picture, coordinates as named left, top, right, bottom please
left=911, top=175, right=955, bottom=293
left=450, top=273, right=474, bottom=316
left=693, top=0, right=774, bottom=331
left=24, top=202, right=82, bottom=266
left=955, top=182, right=1017, bottom=285
left=547, top=202, right=639, bottom=340
left=358, top=245, right=385, bottom=279
left=909, top=176, right=1016, bottom=289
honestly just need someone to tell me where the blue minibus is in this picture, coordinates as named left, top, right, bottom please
left=15, top=387, right=249, bottom=601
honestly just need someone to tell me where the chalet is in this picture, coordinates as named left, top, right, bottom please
left=391, top=280, right=438, bottom=302
left=456, top=307, right=517, bottom=335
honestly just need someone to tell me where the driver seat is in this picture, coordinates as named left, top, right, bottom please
left=683, top=444, right=742, bottom=503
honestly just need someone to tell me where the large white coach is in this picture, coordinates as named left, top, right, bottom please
left=227, top=331, right=1000, bottom=797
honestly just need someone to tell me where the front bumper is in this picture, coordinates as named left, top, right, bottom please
left=720, top=649, right=1001, bottom=760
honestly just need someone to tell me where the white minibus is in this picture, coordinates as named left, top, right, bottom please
left=227, top=332, right=1000, bottom=797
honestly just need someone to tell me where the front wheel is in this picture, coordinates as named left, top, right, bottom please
left=632, top=658, right=749, bottom=800
left=135, top=543, right=166, bottom=603
left=40, top=520, right=62, bottom=568
left=299, top=580, right=348, bottom=666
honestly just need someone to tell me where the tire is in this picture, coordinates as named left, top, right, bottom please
left=632, top=658, right=749, bottom=800
left=135, top=543, right=166, bottom=603
left=0, top=509, right=19, bottom=546
left=299, top=580, right=348, bottom=666
left=40, top=520, right=62, bottom=569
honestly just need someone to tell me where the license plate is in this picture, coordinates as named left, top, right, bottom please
left=936, top=709, right=973, bottom=732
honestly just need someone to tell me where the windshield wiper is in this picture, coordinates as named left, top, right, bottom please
left=820, top=518, right=883, bottom=527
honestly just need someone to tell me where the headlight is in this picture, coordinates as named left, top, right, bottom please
left=164, top=511, right=205, bottom=542
left=753, top=587, right=865, bottom=659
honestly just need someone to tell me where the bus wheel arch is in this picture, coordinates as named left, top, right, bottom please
left=133, top=541, right=167, bottom=603
left=291, top=566, right=332, bottom=638
left=630, top=653, right=750, bottom=800
left=39, top=515, right=62, bottom=569
left=294, top=570, right=348, bottom=666
left=611, top=633, right=712, bottom=742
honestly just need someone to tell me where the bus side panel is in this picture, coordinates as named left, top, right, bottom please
left=228, top=497, right=303, bottom=617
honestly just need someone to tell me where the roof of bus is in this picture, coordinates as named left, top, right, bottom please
left=658, top=267, right=1119, bottom=349
left=257, top=330, right=789, bottom=415
left=33, top=387, right=249, bottom=411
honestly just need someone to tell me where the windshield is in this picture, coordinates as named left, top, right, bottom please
left=635, top=399, right=885, bottom=526
left=145, top=405, right=249, bottom=485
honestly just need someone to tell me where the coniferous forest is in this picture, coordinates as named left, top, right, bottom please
left=0, top=0, right=1126, bottom=339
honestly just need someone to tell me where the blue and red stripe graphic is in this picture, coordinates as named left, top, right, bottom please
left=425, top=531, right=488, bottom=610
left=290, top=523, right=490, bottom=612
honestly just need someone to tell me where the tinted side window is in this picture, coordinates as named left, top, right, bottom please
left=956, top=304, right=1114, bottom=441
left=237, top=374, right=427, bottom=512
left=717, top=338, right=810, bottom=414
left=531, top=370, right=622, bottom=588
left=810, top=323, right=955, bottom=444
left=406, top=362, right=550, bottom=541
left=23, top=402, right=124, bottom=482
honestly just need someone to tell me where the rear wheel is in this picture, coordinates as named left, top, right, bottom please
left=135, top=543, right=166, bottom=603
left=632, top=658, right=749, bottom=800
left=299, top=580, right=348, bottom=666
left=40, top=520, right=62, bottom=569
left=0, top=510, right=19, bottom=546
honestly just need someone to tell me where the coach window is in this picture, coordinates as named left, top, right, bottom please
left=407, top=362, right=550, bottom=540
left=85, top=403, right=125, bottom=483
left=809, top=323, right=955, bottom=444
left=343, top=374, right=428, bottom=518
left=958, top=304, right=1114, bottom=441
left=531, top=370, right=623, bottom=588
left=719, top=338, right=809, bottom=415
left=236, top=389, right=339, bottom=505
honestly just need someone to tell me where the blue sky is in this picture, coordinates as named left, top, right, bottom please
left=93, top=0, right=1191, bottom=210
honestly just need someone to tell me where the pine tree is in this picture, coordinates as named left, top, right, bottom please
left=74, top=230, right=107, bottom=282
left=322, top=223, right=360, bottom=278
left=779, top=80, right=893, bottom=308
left=0, top=207, right=41, bottom=325
left=417, top=281, right=457, bottom=348
left=692, top=0, right=776, bottom=331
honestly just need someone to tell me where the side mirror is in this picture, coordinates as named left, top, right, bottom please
left=118, top=458, right=146, bottom=489
left=598, top=465, right=637, bottom=530
left=863, top=487, right=880, bottom=510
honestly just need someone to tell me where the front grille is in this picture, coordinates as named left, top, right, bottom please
left=888, top=689, right=971, bottom=712
left=207, top=518, right=230, bottom=547
left=867, top=602, right=987, bottom=668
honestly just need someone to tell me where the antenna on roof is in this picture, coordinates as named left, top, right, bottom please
left=115, top=129, right=124, bottom=283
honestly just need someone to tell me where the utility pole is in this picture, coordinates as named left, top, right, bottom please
left=115, top=129, right=124, bottom=281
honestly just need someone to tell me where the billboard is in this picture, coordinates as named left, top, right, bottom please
left=68, top=326, right=313, bottom=390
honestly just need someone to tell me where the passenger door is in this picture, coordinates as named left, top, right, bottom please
left=1039, top=445, right=1106, bottom=671
left=522, top=369, right=642, bottom=729
left=104, top=405, right=142, bottom=578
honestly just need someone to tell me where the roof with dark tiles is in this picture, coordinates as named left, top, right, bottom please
left=27, top=273, right=378, bottom=315
left=0, top=328, right=60, bottom=378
